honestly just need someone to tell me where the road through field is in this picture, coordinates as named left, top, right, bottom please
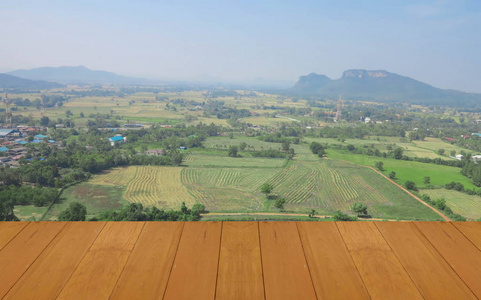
left=324, top=158, right=450, bottom=221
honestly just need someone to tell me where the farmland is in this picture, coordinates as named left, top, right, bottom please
left=54, top=142, right=443, bottom=220
left=420, top=189, right=481, bottom=220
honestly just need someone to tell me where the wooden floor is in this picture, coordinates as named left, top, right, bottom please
left=0, top=222, right=480, bottom=299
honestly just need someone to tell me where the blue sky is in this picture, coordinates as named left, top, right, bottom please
left=1, top=0, right=480, bottom=91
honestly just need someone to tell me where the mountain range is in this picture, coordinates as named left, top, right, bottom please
left=7, top=66, right=147, bottom=85
left=288, top=69, right=481, bottom=107
left=0, top=73, right=64, bottom=90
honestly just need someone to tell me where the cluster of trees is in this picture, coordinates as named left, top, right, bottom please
left=95, top=202, right=206, bottom=221
left=421, top=195, right=466, bottom=221
left=309, top=142, right=327, bottom=157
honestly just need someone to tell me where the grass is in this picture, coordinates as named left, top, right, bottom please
left=185, top=153, right=287, bottom=168
left=419, top=189, right=481, bottom=220
left=326, top=149, right=476, bottom=190
left=44, top=183, right=128, bottom=220
left=14, top=205, right=49, bottom=221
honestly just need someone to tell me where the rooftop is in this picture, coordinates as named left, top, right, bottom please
left=0, top=221, right=480, bottom=299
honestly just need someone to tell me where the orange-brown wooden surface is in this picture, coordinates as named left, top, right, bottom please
left=297, top=222, right=370, bottom=300
left=4, top=222, right=105, bottom=300
left=216, top=222, right=264, bottom=300
left=0, top=222, right=28, bottom=250
left=259, top=222, right=317, bottom=300
left=0, top=222, right=66, bottom=298
left=56, top=222, right=145, bottom=300
left=337, top=222, right=423, bottom=300
left=377, top=222, right=476, bottom=299
left=415, top=222, right=481, bottom=298
left=110, top=222, right=184, bottom=300
left=0, top=221, right=480, bottom=300
left=453, top=222, right=481, bottom=250
left=163, top=221, right=222, bottom=300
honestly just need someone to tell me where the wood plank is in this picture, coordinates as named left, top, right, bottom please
left=453, top=222, right=481, bottom=250
left=377, top=222, right=476, bottom=299
left=56, top=222, right=144, bottom=300
left=259, top=222, right=317, bottom=300
left=297, top=222, right=370, bottom=299
left=0, top=222, right=29, bottom=250
left=4, top=222, right=105, bottom=300
left=0, top=222, right=66, bottom=298
left=216, top=222, right=264, bottom=300
left=163, top=222, right=222, bottom=300
left=337, top=222, right=422, bottom=300
left=415, top=222, right=481, bottom=298
left=109, top=222, right=184, bottom=300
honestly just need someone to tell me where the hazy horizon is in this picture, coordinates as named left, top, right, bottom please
left=1, top=0, right=480, bottom=92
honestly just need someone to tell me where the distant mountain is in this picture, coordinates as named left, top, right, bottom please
left=0, top=73, right=64, bottom=90
left=8, top=66, right=148, bottom=85
left=288, top=69, right=481, bottom=106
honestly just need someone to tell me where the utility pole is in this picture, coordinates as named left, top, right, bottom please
left=3, top=92, right=12, bottom=127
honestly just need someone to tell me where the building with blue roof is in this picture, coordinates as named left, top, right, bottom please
left=34, top=134, right=48, bottom=139
left=108, top=136, right=125, bottom=146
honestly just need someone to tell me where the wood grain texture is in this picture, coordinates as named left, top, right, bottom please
left=453, top=222, right=481, bottom=250
left=110, top=222, right=184, bottom=300
left=337, top=222, right=423, bottom=300
left=0, top=222, right=66, bottom=298
left=56, top=222, right=144, bottom=300
left=259, top=222, right=317, bottom=300
left=415, top=222, right=481, bottom=298
left=163, top=221, right=222, bottom=300
left=216, top=222, right=264, bottom=300
left=377, top=222, right=476, bottom=299
left=0, top=222, right=28, bottom=250
left=297, top=222, right=370, bottom=300
left=4, top=222, right=106, bottom=300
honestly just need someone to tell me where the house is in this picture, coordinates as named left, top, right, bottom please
left=364, top=117, right=371, bottom=123
left=444, top=137, right=455, bottom=142
left=145, top=149, right=164, bottom=156
left=455, top=154, right=463, bottom=160
left=0, top=129, right=20, bottom=139
left=0, top=146, right=9, bottom=152
left=108, top=136, right=125, bottom=146
left=34, top=134, right=48, bottom=139
left=472, top=155, right=481, bottom=163
left=179, top=146, right=187, bottom=150
left=55, top=124, right=65, bottom=129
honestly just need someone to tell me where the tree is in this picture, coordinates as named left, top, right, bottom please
left=260, top=182, right=274, bottom=196
left=281, top=141, right=291, bottom=152
left=308, top=209, right=316, bottom=218
left=352, top=202, right=368, bottom=216
left=80, top=112, right=85, bottom=118
left=274, top=197, right=286, bottom=211
left=374, top=161, right=384, bottom=171
left=437, top=148, right=445, bottom=155
left=404, top=181, right=417, bottom=191
left=333, top=211, right=356, bottom=221
left=423, top=176, right=431, bottom=184
left=58, top=202, right=87, bottom=221
left=450, top=150, right=456, bottom=157
left=239, top=142, right=247, bottom=151
left=393, top=147, right=404, bottom=159
left=228, top=145, right=239, bottom=157
left=389, top=171, right=396, bottom=179
left=40, top=116, right=50, bottom=126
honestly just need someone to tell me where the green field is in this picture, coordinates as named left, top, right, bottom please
left=44, top=183, right=128, bottom=220
left=54, top=144, right=443, bottom=220
left=326, top=149, right=476, bottom=190
left=420, top=189, right=481, bottom=220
